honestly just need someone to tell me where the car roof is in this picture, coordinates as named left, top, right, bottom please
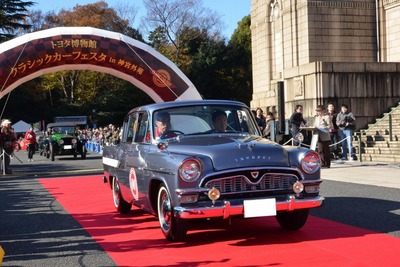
left=129, top=99, right=248, bottom=114
left=47, top=122, right=77, bottom=128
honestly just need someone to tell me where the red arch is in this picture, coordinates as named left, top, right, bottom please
left=0, top=27, right=202, bottom=102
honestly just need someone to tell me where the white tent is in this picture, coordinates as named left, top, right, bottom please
left=12, top=120, right=33, bottom=133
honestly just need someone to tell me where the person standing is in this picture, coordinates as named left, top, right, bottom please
left=327, top=102, right=339, bottom=159
left=255, top=108, right=266, bottom=132
left=264, top=112, right=276, bottom=139
left=314, top=105, right=332, bottom=168
left=336, top=104, right=356, bottom=161
left=289, top=105, right=307, bottom=145
left=1, top=119, right=17, bottom=174
left=24, top=126, right=37, bottom=162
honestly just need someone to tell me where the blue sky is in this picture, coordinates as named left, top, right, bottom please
left=31, top=0, right=251, bottom=39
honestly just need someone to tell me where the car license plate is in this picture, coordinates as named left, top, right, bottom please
left=63, top=145, right=72, bottom=149
left=244, top=198, right=276, bottom=218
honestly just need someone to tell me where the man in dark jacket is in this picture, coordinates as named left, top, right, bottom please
left=336, top=104, right=356, bottom=161
left=289, top=105, right=307, bottom=145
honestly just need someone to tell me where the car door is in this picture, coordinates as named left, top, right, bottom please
left=123, top=111, right=151, bottom=210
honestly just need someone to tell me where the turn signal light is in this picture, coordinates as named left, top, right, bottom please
left=208, top=187, right=220, bottom=202
left=305, top=185, right=320, bottom=193
left=179, top=194, right=199, bottom=204
left=293, top=181, right=304, bottom=194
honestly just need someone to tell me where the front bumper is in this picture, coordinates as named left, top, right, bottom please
left=174, top=195, right=324, bottom=219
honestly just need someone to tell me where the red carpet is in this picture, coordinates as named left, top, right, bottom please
left=40, top=175, right=400, bottom=267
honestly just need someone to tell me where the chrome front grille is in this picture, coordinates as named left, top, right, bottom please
left=205, top=173, right=298, bottom=195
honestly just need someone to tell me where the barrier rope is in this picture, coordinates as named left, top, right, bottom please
left=282, top=136, right=351, bottom=148
left=329, top=136, right=351, bottom=147
left=282, top=138, right=293, bottom=146
left=0, top=149, right=24, bottom=174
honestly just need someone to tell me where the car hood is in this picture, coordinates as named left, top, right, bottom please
left=165, top=135, right=290, bottom=171
left=51, top=133, right=75, bottom=141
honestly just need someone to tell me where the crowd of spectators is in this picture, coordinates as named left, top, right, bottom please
left=79, top=124, right=121, bottom=150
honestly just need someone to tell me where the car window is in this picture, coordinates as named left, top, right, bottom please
left=135, top=112, right=149, bottom=143
left=152, top=105, right=259, bottom=136
left=171, top=115, right=210, bottom=133
left=50, top=126, right=75, bottom=134
left=122, top=113, right=135, bottom=143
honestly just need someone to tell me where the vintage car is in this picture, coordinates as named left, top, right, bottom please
left=102, top=100, right=324, bottom=241
left=41, top=122, right=87, bottom=161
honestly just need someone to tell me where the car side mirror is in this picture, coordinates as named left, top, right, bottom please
left=157, top=141, right=168, bottom=151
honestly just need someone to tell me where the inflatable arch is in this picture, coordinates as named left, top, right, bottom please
left=0, top=27, right=202, bottom=102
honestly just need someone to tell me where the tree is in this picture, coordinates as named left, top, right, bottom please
left=174, top=16, right=252, bottom=104
left=0, top=0, right=34, bottom=42
left=225, top=15, right=253, bottom=105
left=143, top=0, right=223, bottom=66
left=182, top=28, right=228, bottom=99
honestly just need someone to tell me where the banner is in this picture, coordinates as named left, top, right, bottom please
left=0, top=27, right=202, bottom=102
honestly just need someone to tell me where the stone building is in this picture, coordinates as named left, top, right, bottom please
left=250, top=0, right=400, bottom=129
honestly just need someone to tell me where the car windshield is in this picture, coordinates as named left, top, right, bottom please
left=152, top=104, right=260, bottom=139
left=50, top=126, right=75, bottom=134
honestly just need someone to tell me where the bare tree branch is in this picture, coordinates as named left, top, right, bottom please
left=143, top=0, right=223, bottom=62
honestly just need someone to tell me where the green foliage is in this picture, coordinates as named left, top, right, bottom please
left=0, top=0, right=34, bottom=42
left=175, top=16, right=252, bottom=105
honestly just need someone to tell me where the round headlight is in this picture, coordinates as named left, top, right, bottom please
left=71, top=138, right=77, bottom=144
left=59, top=139, right=64, bottom=145
left=301, top=151, right=320, bottom=174
left=179, top=158, right=202, bottom=182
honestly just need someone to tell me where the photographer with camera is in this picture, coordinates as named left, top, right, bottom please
left=336, top=104, right=356, bottom=161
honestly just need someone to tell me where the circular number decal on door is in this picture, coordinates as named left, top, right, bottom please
left=129, top=168, right=139, bottom=201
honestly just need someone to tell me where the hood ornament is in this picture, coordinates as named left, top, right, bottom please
left=247, top=141, right=256, bottom=151
left=251, top=171, right=259, bottom=179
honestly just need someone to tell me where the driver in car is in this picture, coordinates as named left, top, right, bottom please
left=212, top=110, right=228, bottom=132
left=154, top=111, right=176, bottom=139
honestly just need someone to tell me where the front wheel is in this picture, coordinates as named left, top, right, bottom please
left=112, top=177, right=131, bottom=214
left=81, top=146, right=87, bottom=159
left=276, top=209, right=309, bottom=230
left=45, top=144, right=50, bottom=158
left=50, top=144, right=55, bottom=161
left=157, top=184, right=187, bottom=242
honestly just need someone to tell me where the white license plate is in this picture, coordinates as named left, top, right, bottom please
left=63, top=145, right=72, bottom=149
left=244, top=198, right=277, bottom=218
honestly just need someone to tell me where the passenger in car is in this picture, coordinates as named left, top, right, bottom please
left=212, top=110, right=228, bottom=132
left=237, top=111, right=249, bottom=132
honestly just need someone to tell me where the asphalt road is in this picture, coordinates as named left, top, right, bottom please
left=1, top=150, right=399, bottom=266
left=0, top=150, right=114, bottom=267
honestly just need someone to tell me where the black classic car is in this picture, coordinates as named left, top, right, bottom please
left=102, top=100, right=324, bottom=241
left=41, top=122, right=87, bottom=161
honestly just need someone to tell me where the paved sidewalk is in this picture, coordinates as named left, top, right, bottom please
left=322, top=160, right=400, bottom=189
